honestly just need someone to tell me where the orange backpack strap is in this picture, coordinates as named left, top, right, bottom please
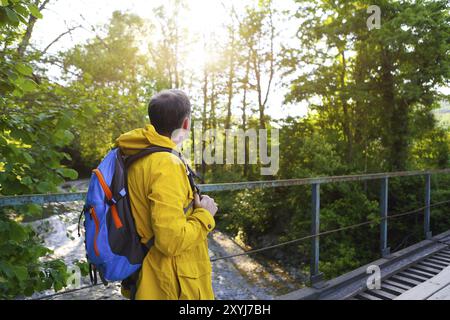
left=92, top=168, right=123, bottom=229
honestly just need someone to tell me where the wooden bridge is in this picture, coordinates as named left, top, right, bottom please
left=1, top=169, right=450, bottom=300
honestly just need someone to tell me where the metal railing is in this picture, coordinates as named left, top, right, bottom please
left=1, top=168, right=450, bottom=286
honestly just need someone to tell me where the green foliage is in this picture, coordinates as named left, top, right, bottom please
left=0, top=1, right=40, bottom=94
left=319, top=183, right=380, bottom=277
left=0, top=0, right=73, bottom=299
left=0, top=217, right=70, bottom=299
left=320, top=243, right=360, bottom=278
left=0, top=0, right=449, bottom=294
left=73, top=259, right=89, bottom=277
left=278, top=117, right=346, bottom=178
left=229, top=189, right=274, bottom=237
left=59, top=11, right=150, bottom=168
left=0, top=81, right=78, bottom=196
left=283, top=0, right=450, bottom=171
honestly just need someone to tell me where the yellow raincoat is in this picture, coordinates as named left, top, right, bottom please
left=115, top=124, right=215, bottom=300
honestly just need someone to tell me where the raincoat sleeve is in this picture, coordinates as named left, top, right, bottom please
left=147, top=154, right=215, bottom=257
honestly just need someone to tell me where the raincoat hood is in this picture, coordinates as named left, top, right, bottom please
left=115, top=124, right=177, bottom=155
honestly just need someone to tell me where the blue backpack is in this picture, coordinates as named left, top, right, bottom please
left=77, top=146, right=199, bottom=298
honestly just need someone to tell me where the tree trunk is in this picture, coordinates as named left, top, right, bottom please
left=201, top=67, right=208, bottom=177
left=242, top=51, right=251, bottom=177
left=225, top=29, right=235, bottom=130
left=339, top=50, right=353, bottom=164
left=252, top=51, right=266, bottom=130
left=18, top=0, right=50, bottom=57
left=380, top=47, right=408, bottom=171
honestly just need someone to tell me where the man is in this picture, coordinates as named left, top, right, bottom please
left=115, top=89, right=218, bottom=300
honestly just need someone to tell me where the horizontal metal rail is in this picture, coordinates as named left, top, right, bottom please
left=3, top=168, right=449, bottom=299
left=201, top=169, right=450, bottom=192
left=1, top=169, right=449, bottom=207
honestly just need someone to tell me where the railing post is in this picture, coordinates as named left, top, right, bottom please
left=424, top=173, right=432, bottom=239
left=380, top=177, right=390, bottom=257
left=310, top=183, right=323, bottom=286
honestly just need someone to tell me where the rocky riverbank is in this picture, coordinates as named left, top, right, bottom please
left=26, top=184, right=302, bottom=300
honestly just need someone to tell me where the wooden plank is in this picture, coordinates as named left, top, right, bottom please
left=428, top=255, right=450, bottom=263
left=435, top=254, right=450, bottom=261
left=411, top=265, right=439, bottom=275
left=395, top=266, right=450, bottom=300
left=431, top=253, right=450, bottom=260
left=418, top=261, right=444, bottom=271
left=381, top=283, right=406, bottom=294
left=425, top=258, right=449, bottom=267
left=409, top=266, right=438, bottom=277
left=398, top=271, right=428, bottom=282
left=278, top=230, right=450, bottom=300
left=368, top=289, right=397, bottom=300
left=427, top=284, right=450, bottom=300
left=436, top=251, right=450, bottom=258
left=384, top=279, right=412, bottom=291
left=432, top=254, right=450, bottom=263
left=356, top=292, right=383, bottom=300
left=404, top=268, right=434, bottom=279
left=391, top=275, right=422, bottom=286
left=424, top=258, right=448, bottom=267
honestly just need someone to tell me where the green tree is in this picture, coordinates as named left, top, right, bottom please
left=283, top=0, right=450, bottom=172
left=1, top=0, right=73, bottom=299
left=60, top=11, right=150, bottom=168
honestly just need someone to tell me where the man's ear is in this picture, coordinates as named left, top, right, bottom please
left=182, top=117, right=190, bottom=130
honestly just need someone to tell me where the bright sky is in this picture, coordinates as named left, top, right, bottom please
left=32, top=0, right=448, bottom=121
left=32, top=0, right=308, bottom=120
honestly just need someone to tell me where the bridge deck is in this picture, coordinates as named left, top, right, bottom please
left=351, top=246, right=450, bottom=300
left=394, top=265, right=450, bottom=300
left=278, top=230, right=450, bottom=300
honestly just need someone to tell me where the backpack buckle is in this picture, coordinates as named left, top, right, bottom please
left=106, top=198, right=117, bottom=206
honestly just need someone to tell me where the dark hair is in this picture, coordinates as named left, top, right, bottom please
left=148, top=89, right=191, bottom=136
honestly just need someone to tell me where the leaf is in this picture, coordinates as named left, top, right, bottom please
left=53, top=281, right=63, bottom=292
left=9, top=222, right=27, bottom=242
left=24, top=286, right=35, bottom=297
left=0, top=262, right=13, bottom=278
left=62, top=152, right=72, bottom=161
left=14, top=4, right=27, bottom=17
left=13, top=266, right=28, bottom=281
left=21, top=176, right=33, bottom=186
left=15, top=63, right=33, bottom=76
left=74, top=260, right=89, bottom=277
left=36, top=181, right=53, bottom=193
left=28, top=4, right=42, bottom=19
left=20, top=78, right=37, bottom=92
left=22, top=152, right=35, bottom=164
left=56, top=168, right=78, bottom=180
left=26, top=204, right=43, bottom=217
left=53, top=129, right=74, bottom=146
left=4, top=7, right=19, bottom=25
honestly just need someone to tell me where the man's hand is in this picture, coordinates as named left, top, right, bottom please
left=194, top=193, right=218, bottom=217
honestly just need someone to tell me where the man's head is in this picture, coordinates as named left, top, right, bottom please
left=148, top=89, right=191, bottom=140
